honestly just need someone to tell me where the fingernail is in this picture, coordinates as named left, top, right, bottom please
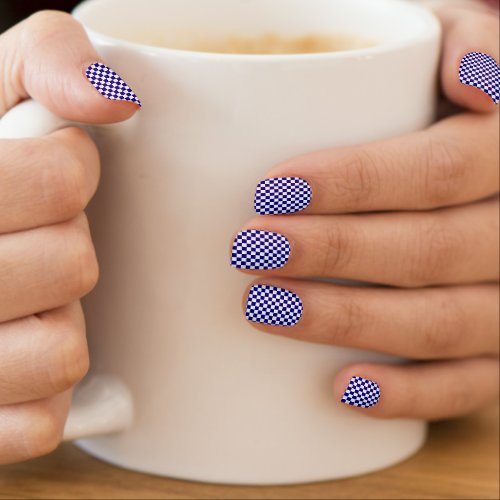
left=245, top=284, right=303, bottom=326
left=254, top=177, right=312, bottom=215
left=459, top=52, right=500, bottom=105
left=340, top=376, right=381, bottom=409
left=231, top=230, right=290, bottom=270
left=85, top=63, right=142, bottom=107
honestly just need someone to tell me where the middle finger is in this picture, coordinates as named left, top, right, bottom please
left=232, top=197, right=499, bottom=287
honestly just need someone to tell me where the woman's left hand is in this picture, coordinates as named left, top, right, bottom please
left=230, top=5, right=499, bottom=420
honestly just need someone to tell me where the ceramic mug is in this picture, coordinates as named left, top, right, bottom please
left=0, top=0, right=441, bottom=485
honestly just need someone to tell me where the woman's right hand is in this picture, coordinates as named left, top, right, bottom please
left=0, top=11, right=140, bottom=464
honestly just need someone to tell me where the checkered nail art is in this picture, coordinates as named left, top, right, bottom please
left=254, top=177, right=312, bottom=215
left=341, top=376, right=380, bottom=409
left=85, top=63, right=142, bottom=107
left=231, top=230, right=290, bottom=270
left=459, top=52, right=500, bottom=104
left=245, top=284, right=303, bottom=326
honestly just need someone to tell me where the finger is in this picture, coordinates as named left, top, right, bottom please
left=0, top=127, right=100, bottom=234
left=0, top=302, right=88, bottom=405
left=0, top=10, right=141, bottom=120
left=0, top=390, right=72, bottom=464
left=258, top=111, right=499, bottom=215
left=333, top=357, right=499, bottom=419
left=243, top=278, right=499, bottom=359
left=233, top=197, right=499, bottom=287
left=0, top=214, right=99, bottom=323
left=436, top=6, right=500, bottom=110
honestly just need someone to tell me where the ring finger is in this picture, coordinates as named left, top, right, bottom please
left=242, top=279, right=499, bottom=359
left=0, top=390, right=72, bottom=464
left=0, top=302, right=88, bottom=405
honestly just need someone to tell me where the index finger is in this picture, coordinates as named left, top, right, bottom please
left=0, top=127, right=100, bottom=233
left=257, top=110, right=498, bottom=214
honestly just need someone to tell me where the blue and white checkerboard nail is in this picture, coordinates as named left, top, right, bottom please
left=245, top=284, right=303, bottom=326
left=254, top=177, right=312, bottom=215
left=341, top=376, right=381, bottom=409
left=231, top=230, right=290, bottom=270
left=86, top=63, right=142, bottom=107
left=459, top=52, right=500, bottom=105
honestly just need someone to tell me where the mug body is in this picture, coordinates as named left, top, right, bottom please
left=73, top=0, right=440, bottom=484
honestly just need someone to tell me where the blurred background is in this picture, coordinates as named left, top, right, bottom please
left=0, top=0, right=78, bottom=32
left=1, top=0, right=499, bottom=34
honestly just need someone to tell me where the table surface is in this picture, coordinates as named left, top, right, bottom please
left=0, top=402, right=498, bottom=500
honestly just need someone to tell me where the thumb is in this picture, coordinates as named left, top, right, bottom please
left=0, top=10, right=141, bottom=123
left=435, top=6, right=499, bottom=112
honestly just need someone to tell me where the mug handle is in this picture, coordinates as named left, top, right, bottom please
left=0, top=100, right=134, bottom=441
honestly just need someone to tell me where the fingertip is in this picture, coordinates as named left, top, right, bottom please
left=334, top=363, right=373, bottom=400
left=460, top=87, right=498, bottom=112
left=334, top=364, right=386, bottom=416
left=457, top=51, right=499, bottom=110
left=83, top=61, right=142, bottom=117
left=77, top=98, right=140, bottom=125
left=333, top=365, right=354, bottom=401
left=441, top=49, right=498, bottom=112
left=437, top=7, right=500, bottom=112
left=67, top=61, right=141, bottom=124
left=444, top=79, right=499, bottom=114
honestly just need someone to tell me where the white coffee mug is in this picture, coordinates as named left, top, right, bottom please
left=0, top=0, right=441, bottom=485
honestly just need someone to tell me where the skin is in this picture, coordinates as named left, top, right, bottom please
left=235, top=5, right=500, bottom=420
left=0, top=11, right=139, bottom=464
left=0, top=5, right=497, bottom=463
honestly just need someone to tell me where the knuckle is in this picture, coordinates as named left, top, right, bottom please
left=420, top=137, right=466, bottom=206
left=40, top=140, right=90, bottom=220
left=60, top=217, right=99, bottom=298
left=444, top=380, right=471, bottom=417
left=23, top=404, right=63, bottom=459
left=7, top=137, right=45, bottom=172
left=419, top=292, right=465, bottom=357
left=22, top=11, right=72, bottom=51
left=319, top=222, right=356, bottom=275
left=45, top=324, right=89, bottom=393
left=333, top=299, right=365, bottom=345
left=322, top=149, right=382, bottom=209
left=404, top=217, right=464, bottom=287
left=10, top=136, right=39, bottom=158
left=24, top=10, right=72, bottom=37
left=397, top=382, right=420, bottom=418
left=27, top=9, right=71, bottom=25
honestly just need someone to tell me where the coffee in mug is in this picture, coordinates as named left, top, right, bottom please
left=136, top=32, right=376, bottom=54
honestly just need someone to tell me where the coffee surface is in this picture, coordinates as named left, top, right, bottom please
left=140, top=32, right=375, bottom=54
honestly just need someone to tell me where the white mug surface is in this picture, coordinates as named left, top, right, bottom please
left=45, top=0, right=443, bottom=484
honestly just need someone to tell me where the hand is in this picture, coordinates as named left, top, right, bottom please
left=0, top=11, right=140, bottom=464
left=231, top=6, right=499, bottom=419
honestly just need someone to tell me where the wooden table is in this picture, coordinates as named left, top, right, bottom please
left=0, top=402, right=498, bottom=499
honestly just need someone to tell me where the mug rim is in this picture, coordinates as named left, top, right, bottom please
left=73, top=0, right=441, bottom=61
